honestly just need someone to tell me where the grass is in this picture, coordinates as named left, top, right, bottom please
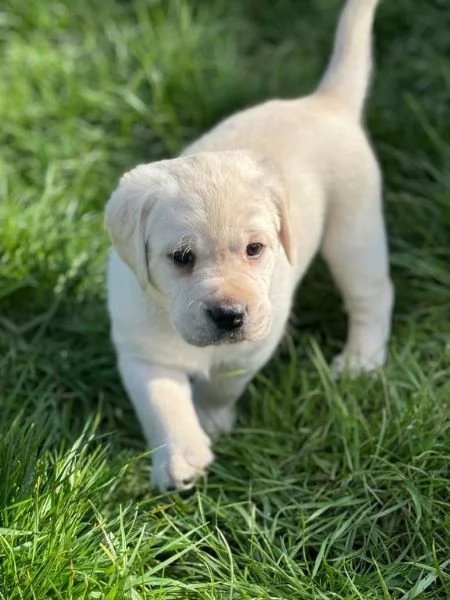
left=0, top=0, right=449, bottom=597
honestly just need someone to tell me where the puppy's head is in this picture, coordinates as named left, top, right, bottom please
left=105, top=151, right=292, bottom=347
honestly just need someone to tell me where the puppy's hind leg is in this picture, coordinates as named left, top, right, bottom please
left=321, top=161, right=394, bottom=375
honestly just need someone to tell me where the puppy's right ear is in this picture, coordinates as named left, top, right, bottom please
left=105, top=165, right=158, bottom=290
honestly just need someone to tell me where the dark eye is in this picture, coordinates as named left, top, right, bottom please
left=246, top=242, right=264, bottom=258
left=171, top=249, right=195, bottom=267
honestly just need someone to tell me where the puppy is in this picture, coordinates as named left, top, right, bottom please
left=105, top=0, right=394, bottom=492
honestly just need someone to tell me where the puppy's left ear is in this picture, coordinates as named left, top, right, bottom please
left=275, top=191, right=293, bottom=265
left=105, top=165, right=158, bottom=289
left=259, top=158, right=293, bottom=265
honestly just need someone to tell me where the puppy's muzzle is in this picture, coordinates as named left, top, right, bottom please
left=206, top=302, right=245, bottom=333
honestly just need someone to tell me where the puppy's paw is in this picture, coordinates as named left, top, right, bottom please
left=332, top=347, right=386, bottom=377
left=150, top=437, right=214, bottom=493
left=196, top=404, right=236, bottom=439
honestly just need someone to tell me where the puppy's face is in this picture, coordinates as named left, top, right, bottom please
left=106, top=151, right=292, bottom=347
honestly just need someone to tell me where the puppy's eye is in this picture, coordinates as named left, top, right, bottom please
left=246, top=242, right=264, bottom=258
left=171, top=249, right=195, bottom=267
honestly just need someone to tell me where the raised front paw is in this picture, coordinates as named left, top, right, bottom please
left=150, top=436, right=214, bottom=492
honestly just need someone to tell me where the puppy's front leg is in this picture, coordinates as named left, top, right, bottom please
left=118, top=357, right=214, bottom=492
left=192, top=372, right=253, bottom=439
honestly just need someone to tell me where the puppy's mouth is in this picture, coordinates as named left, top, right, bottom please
left=188, top=329, right=247, bottom=348
left=180, top=321, right=272, bottom=348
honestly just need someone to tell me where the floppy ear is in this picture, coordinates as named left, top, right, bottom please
left=276, top=193, right=293, bottom=265
left=258, top=157, right=293, bottom=265
left=105, top=165, right=158, bottom=290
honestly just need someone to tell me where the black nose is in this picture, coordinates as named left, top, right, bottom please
left=206, top=303, right=245, bottom=331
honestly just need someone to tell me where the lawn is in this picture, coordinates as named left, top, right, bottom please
left=0, top=0, right=449, bottom=597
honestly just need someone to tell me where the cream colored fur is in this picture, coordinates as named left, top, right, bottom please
left=105, top=0, right=394, bottom=492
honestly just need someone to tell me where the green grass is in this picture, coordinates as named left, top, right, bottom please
left=1, top=0, right=449, bottom=597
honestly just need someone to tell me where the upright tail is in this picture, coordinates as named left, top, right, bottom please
left=315, top=0, right=380, bottom=120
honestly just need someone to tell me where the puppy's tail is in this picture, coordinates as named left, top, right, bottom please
left=315, top=0, right=380, bottom=120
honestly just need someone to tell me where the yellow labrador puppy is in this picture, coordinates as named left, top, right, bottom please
left=106, top=0, right=394, bottom=491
